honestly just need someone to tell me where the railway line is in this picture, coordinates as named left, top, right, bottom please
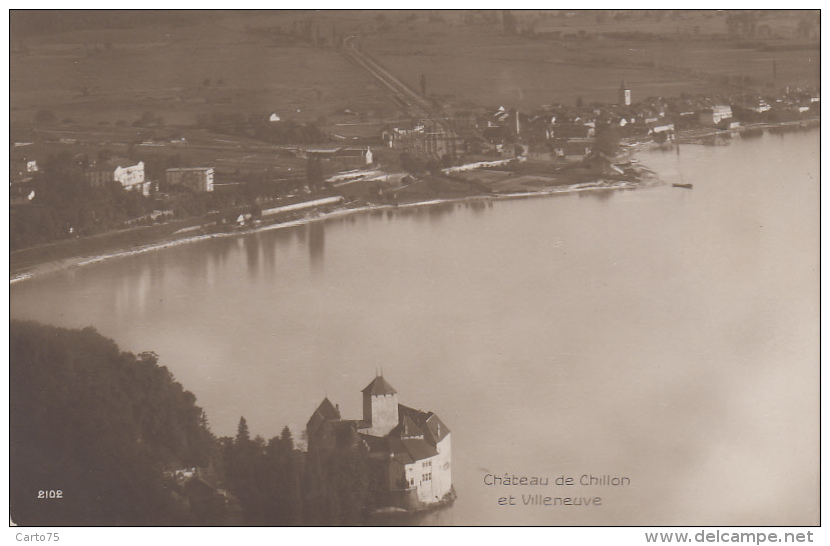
left=342, top=36, right=456, bottom=159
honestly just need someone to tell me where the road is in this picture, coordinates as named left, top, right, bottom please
left=342, top=35, right=456, bottom=160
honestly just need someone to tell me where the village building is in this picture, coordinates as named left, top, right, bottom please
left=335, top=147, right=373, bottom=167
left=698, top=105, right=733, bottom=126
left=648, top=121, right=676, bottom=142
left=10, top=158, right=38, bottom=179
left=554, top=140, right=593, bottom=162
left=527, top=143, right=555, bottom=162
left=165, top=167, right=215, bottom=192
left=85, top=159, right=150, bottom=196
left=306, top=375, right=454, bottom=512
left=619, top=78, right=632, bottom=107
left=382, top=121, right=427, bottom=147
left=302, top=146, right=373, bottom=168
left=551, top=122, right=595, bottom=139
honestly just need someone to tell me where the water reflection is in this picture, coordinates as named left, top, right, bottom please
left=368, top=505, right=455, bottom=526
left=210, top=236, right=237, bottom=271
left=243, top=234, right=260, bottom=279
left=261, top=233, right=277, bottom=280
left=426, top=202, right=455, bottom=223
left=469, top=201, right=488, bottom=214
left=578, top=188, right=615, bottom=201
left=308, top=221, right=325, bottom=272
left=113, top=260, right=152, bottom=317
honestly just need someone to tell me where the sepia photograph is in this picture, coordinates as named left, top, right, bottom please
left=8, top=7, right=820, bottom=534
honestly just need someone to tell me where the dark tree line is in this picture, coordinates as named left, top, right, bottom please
left=218, top=419, right=303, bottom=525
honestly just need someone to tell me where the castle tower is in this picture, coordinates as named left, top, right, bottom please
left=619, top=78, right=631, bottom=106
left=362, top=375, right=399, bottom=437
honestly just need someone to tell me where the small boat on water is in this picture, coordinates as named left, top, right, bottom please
left=672, top=182, right=693, bottom=189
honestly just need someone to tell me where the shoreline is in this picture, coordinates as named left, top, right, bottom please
left=10, top=120, right=817, bottom=285
left=9, top=176, right=655, bottom=285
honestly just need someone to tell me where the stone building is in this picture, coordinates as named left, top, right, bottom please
left=165, top=167, right=215, bottom=192
left=306, top=375, right=454, bottom=512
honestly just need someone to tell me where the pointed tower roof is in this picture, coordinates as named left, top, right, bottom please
left=362, top=375, right=397, bottom=396
left=306, top=397, right=342, bottom=432
left=315, top=397, right=341, bottom=419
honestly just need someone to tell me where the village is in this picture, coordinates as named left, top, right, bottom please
left=8, top=9, right=822, bottom=274
left=9, top=73, right=820, bottom=264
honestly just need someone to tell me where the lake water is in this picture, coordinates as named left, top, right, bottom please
left=10, top=131, right=820, bottom=526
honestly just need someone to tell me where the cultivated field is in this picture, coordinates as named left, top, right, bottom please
left=362, top=10, right=819, bottom=110
left=11, top=10, right=819, bottom=132
left=10, top=11, right=399, bottom=129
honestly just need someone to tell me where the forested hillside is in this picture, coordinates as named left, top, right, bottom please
left=10, top=320, right=375, bottom=525
left=10, top=321, right=219, bottom=524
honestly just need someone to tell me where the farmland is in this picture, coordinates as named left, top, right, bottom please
left=363, top=10, right=819, bottom=111
left=10, top=11, right=399, bottom=130
left=11, top=10, right=819, bottom=134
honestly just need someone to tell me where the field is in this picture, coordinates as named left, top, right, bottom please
left=9, top=9, right=820, bottom=174
left=10, top=11, right=400, bottom=129
left=12, top=11, right=819, bottom=131
left=362, top=10, right=819, bottom=110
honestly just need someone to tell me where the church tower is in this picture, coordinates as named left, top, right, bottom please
left=619, top=78, right=631, bottom=106
left=361, top=375, right=399, bottom=437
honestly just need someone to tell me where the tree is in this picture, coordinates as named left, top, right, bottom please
left=280, top=426, right=294, bottom=450
left=236, top=416, right=250, bottom=444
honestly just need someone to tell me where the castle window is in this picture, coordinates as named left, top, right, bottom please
left=409, top=478, right=415, bottom=487
left=422, top=473, right=432, bottom=482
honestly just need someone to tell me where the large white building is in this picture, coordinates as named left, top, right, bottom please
left=699, top=105, right=733, bottom=126
left=307, top=376, right=454, bottom=512
left=85, top=159, right=149, bottom=196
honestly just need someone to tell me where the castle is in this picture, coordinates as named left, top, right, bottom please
left=306, top=375, right=454, bottom=512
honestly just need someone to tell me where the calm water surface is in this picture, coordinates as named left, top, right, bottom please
left=10, top=132, right=819, bottom=525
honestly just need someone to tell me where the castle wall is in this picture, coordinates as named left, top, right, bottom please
left=404, top=434, right=453, bottom=506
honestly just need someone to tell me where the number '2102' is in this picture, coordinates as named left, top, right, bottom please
left=38, top=490, right=63, bottom=499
